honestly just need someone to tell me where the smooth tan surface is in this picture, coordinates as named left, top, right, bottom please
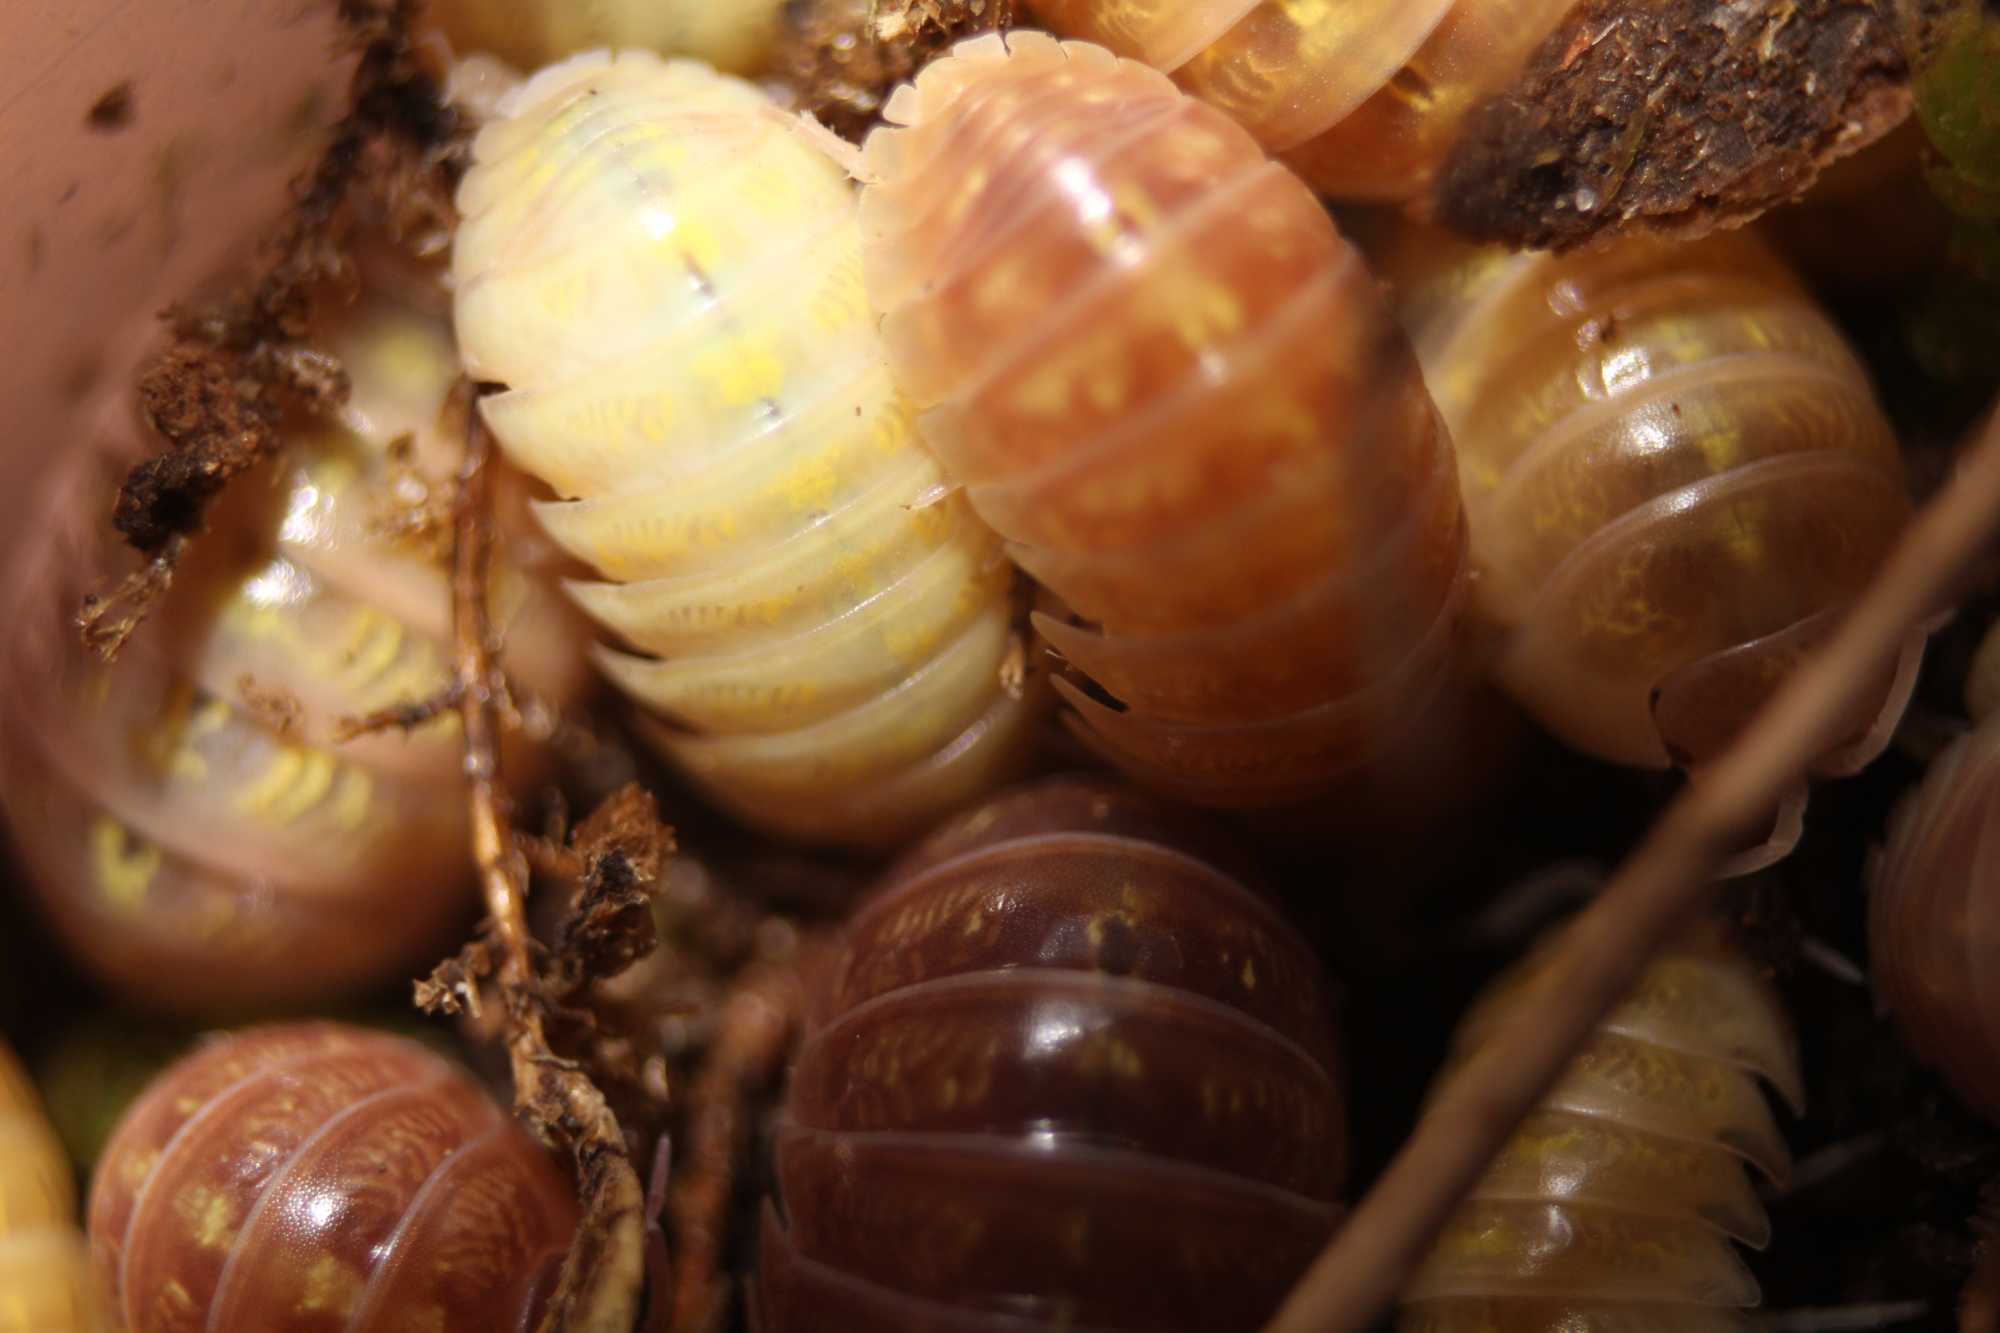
left=0, top=0, right=349, bottom=574
left=0, top=1039, right=111, bottom=1333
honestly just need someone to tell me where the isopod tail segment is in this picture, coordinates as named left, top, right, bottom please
left=1361, top=218, right=1928, bottom=868
left=855, top=31, right=1483, bottom=825
left=1399, top=917, right=1804, bottom=1333
left=0, top=1038, right=113, bottom=1333
left=450, top=49, right=1047, bottom=852
left=1021, top=0, right=1584, bottom=201
left=755, top=776, right=1348, bottom=1333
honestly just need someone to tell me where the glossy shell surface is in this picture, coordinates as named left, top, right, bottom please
left=1, top=1037, right=111, bottom=1333
left=1374, top=223, right=1917, bottom=771
left=1401, top=925, right=1802, bottom=1333
left=453, top=50, right=1038, bottom=848
left=88, top=1024, right=577, bottom=1333
left=0, top=292, right=586, bottom=1013
left=857, top=32, right=1468, bottom=810
left=757, top=777, right=1347, bottom=1331
left=1869, top=715, right=2000, bottom=1122
left=1024, top=0, right=1583, bottom=200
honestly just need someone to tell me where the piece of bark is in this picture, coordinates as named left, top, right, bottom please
left=1437, top=0, right=1928, bottom=250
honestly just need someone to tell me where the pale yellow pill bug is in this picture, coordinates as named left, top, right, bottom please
left=452, top=50, right=1041, bottom=849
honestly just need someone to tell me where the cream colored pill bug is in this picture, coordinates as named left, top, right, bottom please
left=1401, top=922, right=1803, bottom=1333
left=855, top=32, right=1470, bottom=812
left=452, top=49, right=1040, bottom=849
left=1025, top=0, right=1583, bottom=201
left=1368, top=220, right=1921, bottom=782
left=0, top=290, right=589, bottom=1015
left=425, top=0, right=789, bottom=77
left=0, top=1037, right=113, bottom=1333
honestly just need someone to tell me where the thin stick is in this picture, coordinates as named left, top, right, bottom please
left=669, top=961, right=804, bottom=1333
left=449, top=384, right=646, bottom=1333
left=1264, top=402, right=2000, bottom=1333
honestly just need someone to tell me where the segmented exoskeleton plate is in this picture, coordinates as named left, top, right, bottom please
left=757, top=776, right=1347, bottom=1331
left=856, top=32, right=1469, bottom=811
left=1401, top=924, right=1803, bottom=1333
left=1370, top=222, right=1921, bottom=780
left=1022, top=0, right=1583, bottom=200
left=452, top=50, right=1041, bottom=849
left=1869, top=712, right=2000, bottom=1123
left=0, top=292, right=588, bottom=1013
left=89, top=1024, right=577, bottom=1333
left=0, top=1038, right=110, bottom=1333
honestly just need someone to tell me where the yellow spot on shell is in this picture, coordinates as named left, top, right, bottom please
left=91, top=817, right=161, bottom=910
left=1241, top=957, right=1257, bottom=990
left=300, top=1254, right=366, bottom=1317
left=175, top=1185, right=237, bottom=1251
left=693, top=336, right=786, bottom=408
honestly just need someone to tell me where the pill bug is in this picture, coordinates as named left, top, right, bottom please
left=755, top=776, right=1348, bottom=1331
left=0, top=291, right=588, bottom=1013
left=1867, top=710, right=2000, bottom=1122
left=855, top=31, right=1469, bottom=811
left=87, top=1023, right=576, bottom=1333
left=1401, top=921, right=1804, bottom=1333
left=1368, top=221, right=1922, bottom=781
left=424, top=0, right=789, bottom=77
left=1, top=1037, right=111, bottom=1333
left=451, top=50, right=1041, bottom=849
left=1021, top=0, right=1582, bottom=201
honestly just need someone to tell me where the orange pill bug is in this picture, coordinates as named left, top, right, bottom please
left=88, top=1024, right=576, bottom=1333
left=1868, top=712, right=2000, bottom=1122
left=1, top=1037, right=113, bottom=1333
left=755, top=777, right=1347, bottom=1332
left=1023, top=0, right=1582, bottom=201
left=452, top=50, right=1041, bottom=849
left=856, top=31, right=1469, bottom=812
left=0, top=292, right=589, bottom=1013
left=1369, top=221, right=1921, bottom=782
left=1401, top=922, right=1803, bottom=1333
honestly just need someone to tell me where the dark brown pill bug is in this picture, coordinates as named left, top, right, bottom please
left=755, top=776, right=1348, bottom=1332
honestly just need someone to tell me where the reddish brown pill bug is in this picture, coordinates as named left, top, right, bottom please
left=1868, top=707, right=2000, bottom=1124
left=1022, top=0, right=1584, bottom=201
left=0, top=292, right=588, bottom=1014
left=1366, top=220, right=1921, bottom=857
left=755, top=776, right=1348, bottom=1332
left=856, top=31, right=1471, bottom=813
left=88, top=1024, right=577, bottom=1333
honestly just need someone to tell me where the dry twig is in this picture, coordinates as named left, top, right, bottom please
left=1264, top=399, right=2000, bottom=1333
left=668, top=959, right=806, bottom=1333
left=426, top=385, right=650, bottom=1333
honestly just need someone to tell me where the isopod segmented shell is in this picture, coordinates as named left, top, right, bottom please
left=757, top=776, right=1347, bottom=1332
left=1368, top=221, right=1921, bottom=778
left=88, top=1024, right=577, bottom=1333
left=855, top=31, right=1469, bottom=811
left=0, top=1037, right=112, bottom=1333
left=1401, top=922, right=1803, bottom=1333
left=0, top=291, right=589, bottom=1013
left=1023, top=0, right=1583, bottom=200
left=1868, top=712, right=2000, bottom=1122
left=451, top=49, right=1042, bottom=849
